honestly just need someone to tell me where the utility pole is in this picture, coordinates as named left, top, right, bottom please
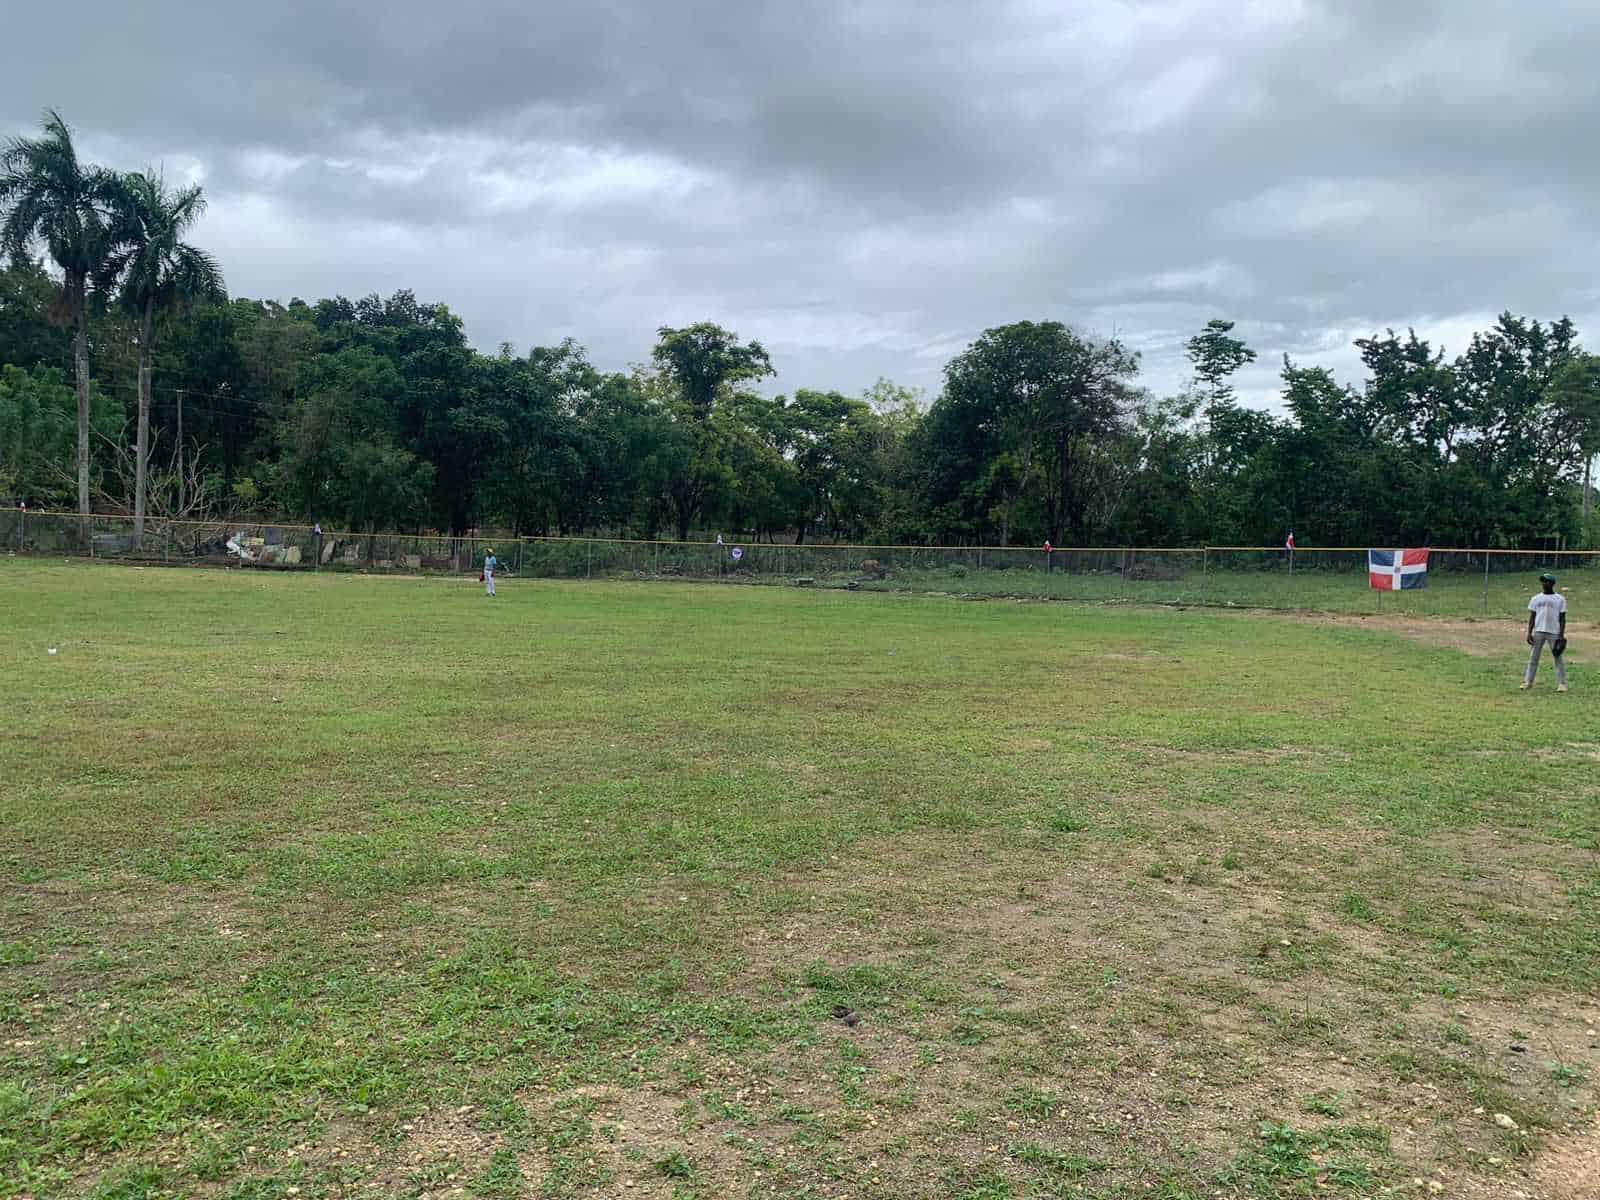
left=176, top=389, right=186, bottom=512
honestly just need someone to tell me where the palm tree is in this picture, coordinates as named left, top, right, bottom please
left=99, top=171, right=224, bottom=545
left=0, top=110, right=120, bottom=532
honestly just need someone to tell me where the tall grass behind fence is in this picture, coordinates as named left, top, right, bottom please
left=4, top=510, right=1595, bottom=617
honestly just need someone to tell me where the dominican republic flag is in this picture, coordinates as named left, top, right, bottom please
left=1368, top=548, right=1429, bottom=590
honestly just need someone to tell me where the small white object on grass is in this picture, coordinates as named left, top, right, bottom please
left=47, top=647, right=57, bottom=655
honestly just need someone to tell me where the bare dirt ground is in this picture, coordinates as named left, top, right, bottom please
left=1276, top=610, right=1600, bottom=660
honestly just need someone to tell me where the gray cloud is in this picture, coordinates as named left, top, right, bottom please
left=5, top=0, right=1599, bottom=405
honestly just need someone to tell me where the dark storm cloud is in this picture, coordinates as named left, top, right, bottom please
left=4, top=0, right=1599, bottom=402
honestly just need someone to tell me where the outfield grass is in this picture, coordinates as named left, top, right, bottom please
left=1, top=562, right=1597, bottom=1199
left=846, top=563, right=1583, bottom=616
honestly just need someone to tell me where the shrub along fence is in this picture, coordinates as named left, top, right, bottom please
left=3, top=509, right=1592, bottom=618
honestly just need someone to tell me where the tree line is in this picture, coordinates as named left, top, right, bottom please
left=5, top=110, right=1600, bottom=548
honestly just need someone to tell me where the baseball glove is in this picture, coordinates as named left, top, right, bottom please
left=1553, top=636, right=1568, bottom=657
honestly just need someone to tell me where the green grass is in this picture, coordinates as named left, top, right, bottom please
left=849, top=561, right=1590, bottom=618
left=2, top=561, right=1597, bottom=1198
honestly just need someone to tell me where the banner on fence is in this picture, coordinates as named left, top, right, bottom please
left=1368, top=548, right=1429, bottom=590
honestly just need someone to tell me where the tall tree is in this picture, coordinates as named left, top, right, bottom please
left=476, top=340, right=604, bottom=537
left=651, top=323, right=773, bottom=539
left=0, top=110, right=121, bottom=529
left=1355, top=329, right=1464, bottom=461
left=1186, top=318, right=1257, bottom=411
left=652, top=323, right=773, bottom=419
left=1454, top=313, right=1582, bottom=543
left=98, top=170, right=224, bottom=545
left=1184, top=318, right=1258, bottom=499
left=0, top=363, right=117, bottom=504
left=940, top=321, right=1136, bottom=545
left=1547, top=353, right=1600, bottom=529
left=0, top=258, right=72, bottom=372
left=857, top=379, right=926, bottom=543
left=785, top=389, right=882, bottom=541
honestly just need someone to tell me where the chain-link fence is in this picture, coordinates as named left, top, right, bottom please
left=1200, top=547, right=1597, bottom=617
left=5, top=510, right=1595, bottom=617
left=0, top=511, right=498, bottom=572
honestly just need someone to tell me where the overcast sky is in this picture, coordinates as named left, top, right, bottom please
left=5, top=0, right=1598, bottom=406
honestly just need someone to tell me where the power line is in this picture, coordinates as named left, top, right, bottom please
left=86, top=377, right=278, bottom=409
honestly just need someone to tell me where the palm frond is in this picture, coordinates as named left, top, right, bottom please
left=168, top=181, right=207, bottom=233
left=1, top=192, right=47, bottom=259
left=91, top=245, right=135, bottom=296
left=172, top=242, right=226, bottom=302
left=0, top=110, right=121, bottom=282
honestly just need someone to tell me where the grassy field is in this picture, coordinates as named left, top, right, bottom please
left=1, top=562, right=1597, bottom=1199
left=847, top=563, right=1584, bottom=616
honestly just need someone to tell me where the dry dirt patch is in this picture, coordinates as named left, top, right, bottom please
left=1528, top=1111, right=1600, bottom=1199
left=1454, top=1110, right=1600, bottom=1200
left=708, top=830, right=1600, bottom=1186
left=1275, top=610, right=1600, bottom=659
left=536, top=1082, right=745, bottom=1196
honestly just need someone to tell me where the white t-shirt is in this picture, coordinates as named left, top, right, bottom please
left=1528, top=592, right=1567, bottom=635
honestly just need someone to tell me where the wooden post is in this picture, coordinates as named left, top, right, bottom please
left=1482, top=551, right=1491, bottom=615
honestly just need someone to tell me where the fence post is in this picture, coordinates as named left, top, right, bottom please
left=1482, top=552, right=1490, bottom=615
left=586, top=539, right=592, bottom=579
left=1201, top=547, right=1209, bottom=607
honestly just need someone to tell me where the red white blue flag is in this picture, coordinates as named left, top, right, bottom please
left=1368, top=548, right=1429, bottom=590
